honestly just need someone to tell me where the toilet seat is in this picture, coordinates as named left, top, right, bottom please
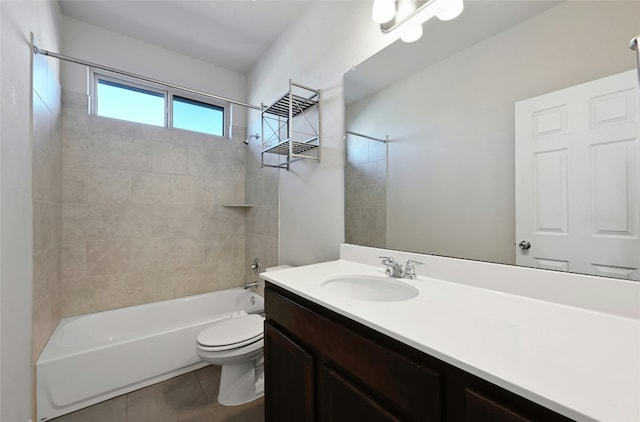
left=197, top=314, right=264, bottom=351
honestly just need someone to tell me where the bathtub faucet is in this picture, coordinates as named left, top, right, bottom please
left=243, top=281, right=259, bottom=289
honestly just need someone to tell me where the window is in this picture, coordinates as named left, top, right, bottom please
left=96, top=79, right=165, bottom=127
left=172, top=96, right=224, bottom=136
left=92, top=71, right=229, bottom=137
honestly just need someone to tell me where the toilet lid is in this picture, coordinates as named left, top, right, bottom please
left=197, top=314, right=264, bottom=348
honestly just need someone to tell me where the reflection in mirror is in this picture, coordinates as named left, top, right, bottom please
left=345, top=1, right=640, bottom=280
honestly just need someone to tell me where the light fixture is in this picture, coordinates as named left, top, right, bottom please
left=376, top=0, right=464, bottom=42
left=372, top=0, right=396, bottom=24
left=400, top=24, right=423, bottom=43
left=436, top=0, right=464, bottom=21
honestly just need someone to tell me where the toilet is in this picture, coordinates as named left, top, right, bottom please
left=196, top=312, right=265, bottom=406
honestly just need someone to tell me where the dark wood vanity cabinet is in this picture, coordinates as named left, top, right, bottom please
left=264, top=283, right=575, bottom=422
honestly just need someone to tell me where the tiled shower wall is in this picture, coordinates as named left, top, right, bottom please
left=60, top=91, right=247, bottom=317
left=244, top=138, right=279, bottom=288
left=344, top=135, right=387, bottom=248
left=32, top=51, right=62, bottom=366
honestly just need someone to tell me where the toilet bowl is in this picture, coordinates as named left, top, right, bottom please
left=196, top=312, right=265, bottom=406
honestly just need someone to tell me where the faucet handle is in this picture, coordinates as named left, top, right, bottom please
left=403, top=260, right=424, bottom=279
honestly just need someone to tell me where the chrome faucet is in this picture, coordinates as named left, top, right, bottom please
left=243, top=280, right=259, bottom=289
left=380, top=256, right=423, bottom=279
left=380, top=256, right=403, bottom=277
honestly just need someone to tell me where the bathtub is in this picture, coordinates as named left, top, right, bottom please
left=36, top=288, right=264, bottom=421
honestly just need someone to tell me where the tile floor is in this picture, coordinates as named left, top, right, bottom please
left=50, top=366, right=264, bottom=422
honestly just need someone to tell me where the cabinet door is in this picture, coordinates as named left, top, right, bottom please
left=264, top=322, right=315, bottom=422
left=466, top=389, right=534, bottom=422
left=319, top=365, right=401, bottom=422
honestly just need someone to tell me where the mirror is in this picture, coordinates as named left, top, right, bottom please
left=344, top=1, right=640, bottom=280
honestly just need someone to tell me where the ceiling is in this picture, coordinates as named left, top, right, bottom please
left=58, top=0, right=312, bottom=74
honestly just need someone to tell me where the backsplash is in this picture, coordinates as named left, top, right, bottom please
left=60, top=91, right=247, bottom=316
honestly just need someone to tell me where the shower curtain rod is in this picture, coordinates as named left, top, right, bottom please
left=33, top=46, right=262, bottom=111
left=346, top=130, right=388, bottom=143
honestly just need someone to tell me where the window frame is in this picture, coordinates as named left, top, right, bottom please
left=90, top=69, right=230, bottom=138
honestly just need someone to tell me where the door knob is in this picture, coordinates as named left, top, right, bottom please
left=518, top=240, right=531, bottom=250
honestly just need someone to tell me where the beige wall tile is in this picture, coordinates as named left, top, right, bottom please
left=33, top=201, right=59, bottom=254
left=108, top=204, right=151, bottom=239
left=170, top=175, right=203, bottom=205
left=130, top=238, right=171, bottom=271
left=119, top=268, right=186, bottom=305
left=60, top=275, right=115, bottom=316
left=152, top=142, right=187, bottom=174
left=218, top=208, right=245, bottom=234
left=168, top=237, right=204, bottom=268
left=185, top=205, right=214, bottom=238
left=108, top=137, right=152, bottom=172
left=33, top=94, right=51, bottom=153
left=61, top=241, right=86, bottom=280
left=62, top=93, right=89, bottom=132
left=62, top=165, right=85, bottom=203
left=170, top=127, right=209, bottom=147
left=33, top=145, right=56, bottom=202
left=149, top=205, right=189, bottom=238
left=186, top=146, right=220, bottom=177
left=86, top=239, right=131, bottom=276
left=131, top=172, right=171, bottom=204
left=86, top=168, right=131, bottom=204
left=182, top=265, right=221, bottom=296
left=32, top=294, right=58, bottom=362
left=62, top=203, right=109, bottom=241
left=33, top=246, right=59, bottom=308
left=204, top=234, right=234, bottom=264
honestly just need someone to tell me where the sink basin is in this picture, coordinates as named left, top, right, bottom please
left=320, top=275, right=419, bottom=302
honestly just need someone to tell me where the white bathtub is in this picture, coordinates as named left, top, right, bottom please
left=36, top=288, right=264, bottom=421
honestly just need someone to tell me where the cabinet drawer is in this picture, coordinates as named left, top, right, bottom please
left=266, top=287, right=442, bottom=421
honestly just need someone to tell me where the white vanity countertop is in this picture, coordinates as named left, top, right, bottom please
left=261, top=259, right=640, bottom=422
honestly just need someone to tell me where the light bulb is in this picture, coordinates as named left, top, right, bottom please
left=372, top=0, right=396, bottom=24
left=400, top=23, right=423, bottom=43
left=436, top=0, right=463, bottom=21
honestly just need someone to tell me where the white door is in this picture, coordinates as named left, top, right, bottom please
left=515, top=70, right=640, bottom=280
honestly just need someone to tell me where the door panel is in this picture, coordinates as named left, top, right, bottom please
left=319, top=365, right=401, bottom=422
left=516, top=70, right=640, bottom=279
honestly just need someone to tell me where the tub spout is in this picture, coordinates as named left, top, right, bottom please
left=243, top=281, right=259, bottom=289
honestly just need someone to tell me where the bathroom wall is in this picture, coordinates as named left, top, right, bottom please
left=1, top=1, right=62, bottom=419
left=32, top=34, right=62, bottom=388
left=246, top=1, right=398, bottom=267
left=60, top=92, right=247, bottom=316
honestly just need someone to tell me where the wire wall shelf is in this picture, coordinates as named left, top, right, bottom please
left=261, top=80, right=321, bottom=170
